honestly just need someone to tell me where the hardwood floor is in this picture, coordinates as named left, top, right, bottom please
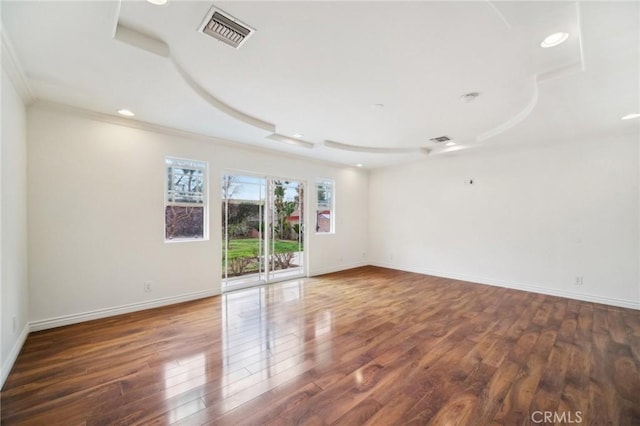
left=2, top=266, right=639, bottom=425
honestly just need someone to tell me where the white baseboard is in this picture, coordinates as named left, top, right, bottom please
left=2, top=289, right=220, bottom=389
left=370, top=261, right=640, bottom=311
left=1, top=322, right=30, bottom=389
left=4, top=264, right=635, bottom=390
left=30, top=289, right=220, bottom=332
left=309, top=262, right=369, bottom=277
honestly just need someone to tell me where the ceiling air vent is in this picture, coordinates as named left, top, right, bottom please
left=199, top=7, right=254, bottom=49
left=429, top=135, right=452, bottom=143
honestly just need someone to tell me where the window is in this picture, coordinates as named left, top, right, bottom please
left=315, top=179, right=334, bottom=234
left=165, top=157, right=208, bottom=241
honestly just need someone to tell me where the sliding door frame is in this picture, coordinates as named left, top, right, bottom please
left=222, top=169, right=307, bottom=292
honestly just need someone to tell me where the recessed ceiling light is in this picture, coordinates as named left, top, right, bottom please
left=145, top=0, right=168, bottom=5
left=117, top=109, right=135, bottom=117
left=445, top=141, right=457, bottom=147
left=293, top=133, right=304, bottom=138
left=356, top=163, right=364, bottom=168
left=621, top=113, right=640, bottom=120
left=541, top=32, right=569, bottom=48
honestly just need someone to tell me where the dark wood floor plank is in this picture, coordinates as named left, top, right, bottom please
left=2, top=266, right=638, bottom=425
left=213, top=381, right=323, bottom=426
left=469, top=360, right=520, bottom=424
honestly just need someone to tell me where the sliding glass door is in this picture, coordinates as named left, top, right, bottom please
left=222, top=175, right=266, bottom=286
left=222, top=174, right=305, bottom=291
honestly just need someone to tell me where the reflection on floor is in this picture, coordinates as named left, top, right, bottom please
left=222, top=261, right=305, bottom=292
left=2, top=266, right=639, bottom=424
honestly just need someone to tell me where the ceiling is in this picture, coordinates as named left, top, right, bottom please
left=2, top=1, right=638, bottom=168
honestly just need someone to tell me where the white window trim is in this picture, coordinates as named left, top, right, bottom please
left=164, top=156, right=209, bottom=243
left=315, top=178, right=335, bottom=235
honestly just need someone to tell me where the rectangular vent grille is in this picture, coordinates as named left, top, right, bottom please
left=199, top=8, right=254, bottom=49
left=429, top=136, right=452, bottom=143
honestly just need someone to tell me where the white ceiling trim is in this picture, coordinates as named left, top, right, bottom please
left=114, top=24, right=169, bottom=57
left=171, top=57, right=276, bottom=133
left=4, top=1, right=634, bottom=169
left=1, top=29, right=34, bottom=104
left=476, top=78, right=539, bottom=143
left=324, top=140, right=426, bottom=155
left=110, top=6, right=578, bottom=159
left=536, top=62, right=584, bottom=84
left=575, top=2, right=586, bottom=74
left=486, top=2, right=512, bottom=30
left=266, top=133, right=314, bottom=149
left=113, top=22, right=276, bottom=133
left=32, top=99, right=348, bottom=169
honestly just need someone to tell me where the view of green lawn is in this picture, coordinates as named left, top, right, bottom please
left=225, top=238, right=301, bottom=260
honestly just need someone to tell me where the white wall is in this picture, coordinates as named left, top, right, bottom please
left=1, top=65, right=29, bottom=385
left=369, top=136, right=640, bottom=309
left=27, top=104, right=368, bottom=328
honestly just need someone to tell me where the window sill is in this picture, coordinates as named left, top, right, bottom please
left=164, top=237, right=209, bottom=244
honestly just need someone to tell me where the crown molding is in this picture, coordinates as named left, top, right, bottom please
left=1, top=28, right=34, bottom=104
left=31, top=99, right=351, bottom=170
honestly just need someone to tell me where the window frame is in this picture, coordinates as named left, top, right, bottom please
left=164, top=156, right=209, bottom=243
left=315, top=178, right=335, bottom=235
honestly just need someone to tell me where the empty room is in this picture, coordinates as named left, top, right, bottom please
left=1, top=1, right=639, bottom=424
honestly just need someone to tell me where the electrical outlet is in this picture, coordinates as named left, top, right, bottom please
left=144, top=281, right=152, bottom=293
left=575, top=276, right=583, bottom=286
